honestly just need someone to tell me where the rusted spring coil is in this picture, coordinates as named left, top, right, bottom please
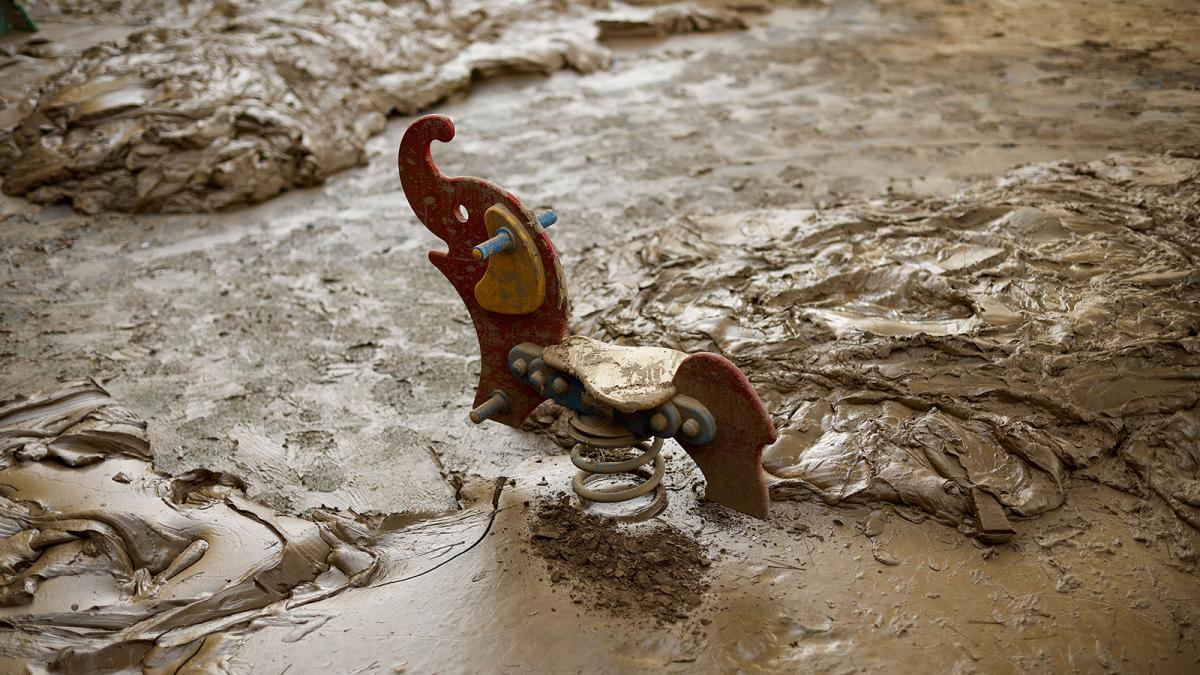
left=569, top=435, right=667, bottom=521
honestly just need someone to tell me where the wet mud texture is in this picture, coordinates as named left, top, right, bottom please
left=530, top=498, right=709, bottom=623
left=576, top=152, right=1200, bottom=537
left=2, top=0, right=1200, bottom=671
left=1, top=0, right=748, bottom=213
left=0, top=380, right=379, bottom=672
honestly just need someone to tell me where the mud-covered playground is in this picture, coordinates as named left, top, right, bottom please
left=2, top=1, right=1199, bottom=672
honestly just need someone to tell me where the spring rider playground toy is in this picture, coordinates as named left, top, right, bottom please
left=398, top=115, right=776, bottom=520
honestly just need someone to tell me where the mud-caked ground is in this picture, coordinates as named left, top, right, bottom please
left=2, top=0, right=1199, bottom=672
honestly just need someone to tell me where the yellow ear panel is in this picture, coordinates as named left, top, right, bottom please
left=473, top=204, right=546, bottom=315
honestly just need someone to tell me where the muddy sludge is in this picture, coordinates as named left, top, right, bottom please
left=575, top=151, right=1200, bottom=540
left=1, top=0, right=753, bottom=214
left=0, top=380, right=379, bottom=672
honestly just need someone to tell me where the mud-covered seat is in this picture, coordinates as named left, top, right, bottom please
left=541, top=336, right=688, bottom=413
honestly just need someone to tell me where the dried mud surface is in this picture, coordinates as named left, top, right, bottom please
left=1, top=0, right=747, bottom=213
left=2, top=0, right=1200, bottom=672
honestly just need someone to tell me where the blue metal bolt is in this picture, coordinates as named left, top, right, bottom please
left=471, top=210, right=557, bottom=261
left=472, top=228, right=513, bottom=261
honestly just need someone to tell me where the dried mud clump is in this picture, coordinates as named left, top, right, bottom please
left=529, top=499, right=710, bottom=623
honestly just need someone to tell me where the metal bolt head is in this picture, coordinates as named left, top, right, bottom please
left=649, top=413, right=668, bottom=433
left=470, top=391, right=509, bottom=424
left=530, top=371, right=546, bottom=392
left=511, top=359, right=528, bottom=376
left=552, top=378, right=569, bottom=395
left=681, top=419, right=700, bottom=438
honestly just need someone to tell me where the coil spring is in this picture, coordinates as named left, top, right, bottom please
left=567, top=414, right=667, bottom=521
